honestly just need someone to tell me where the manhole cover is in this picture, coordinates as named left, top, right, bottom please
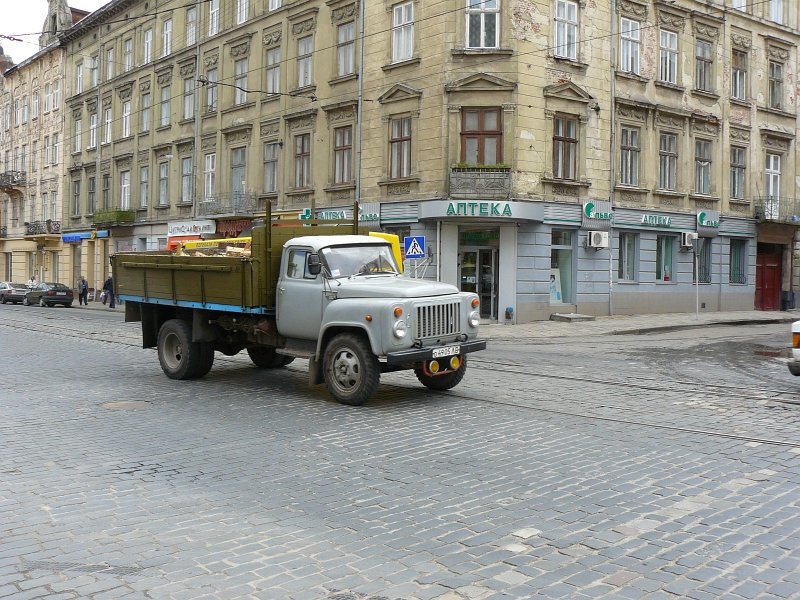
left=101, top=401, right=149, bottom=410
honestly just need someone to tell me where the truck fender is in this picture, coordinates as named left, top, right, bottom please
left=316, top=322, right=383, bottom=361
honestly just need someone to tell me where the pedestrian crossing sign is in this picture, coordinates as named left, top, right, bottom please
left=404, top=236, right=426, bottom=259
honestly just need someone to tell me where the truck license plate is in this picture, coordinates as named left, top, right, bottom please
left=432, top=345, right=460, bottom=358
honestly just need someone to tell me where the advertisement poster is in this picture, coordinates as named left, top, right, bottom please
left=549, top=269, right=563, bottom=303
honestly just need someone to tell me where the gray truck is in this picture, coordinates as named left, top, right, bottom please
left=112, top=211, right=486, bottom=405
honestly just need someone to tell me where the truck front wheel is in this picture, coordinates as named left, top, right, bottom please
left=247, top=347, right=294, bottom=369
left=157, top=319, right=213, bottom=380
left=323, top=333, right=380, bottom=406
left=415, top=357, right=467, bottom=391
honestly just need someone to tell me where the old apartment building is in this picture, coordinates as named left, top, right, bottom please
left=3, top=0, right=799, bottom=322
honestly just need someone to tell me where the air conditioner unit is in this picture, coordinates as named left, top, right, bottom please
left=587, top=230, right=609, bottom=249
left=681, top=231, right=699, bottom=247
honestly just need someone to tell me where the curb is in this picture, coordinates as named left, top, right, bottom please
left=610, top=317, right=797, bottom=335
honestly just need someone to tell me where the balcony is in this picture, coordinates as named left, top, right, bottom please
left=449, top=166, right=512, bottom=201
left=753, top=196, right=800, bottom=224
left=93, top=209, right=136, bottom=228
left=0, top=171, right=27, bottom=200
left=197, top=193, right=259, bottom=218
left=24, top=220, right=61, bottom=239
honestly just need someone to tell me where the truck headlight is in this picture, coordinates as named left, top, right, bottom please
left=469, top=311, right=480, bottom=328
left=392, top=320, right=407, bottom=339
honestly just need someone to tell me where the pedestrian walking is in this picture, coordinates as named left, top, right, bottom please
left=102, top=274, right=116, bottom=309
left=27, top=274, right=36, bottom=288
left=78, top=275, right=89, bottom=306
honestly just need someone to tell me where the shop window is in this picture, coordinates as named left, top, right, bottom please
left=656, top=235, right=675, bottom=282
left=693, top=238, right=711, bottom=283
left=618, top=232, right=637, bottom=281
left=729, top=239, right=747, bottom=284
left=551, top=229, right=574, bottom=303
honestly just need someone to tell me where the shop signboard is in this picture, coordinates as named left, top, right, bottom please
left=696, top=210, right=720, bottom=237
left=298, top=203, right=380, bottom=225
left=167, top=219, right=216, bottom=237
left=582, top=200, right=613, bottom=230
left=640, top=214, right=673, bottom=227
left=61, top=230, right=110, bottom=244
left=418, top=200, right=543, bottom=221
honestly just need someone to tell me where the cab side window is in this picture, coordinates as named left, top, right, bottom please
left=286, top=248, right=316, bottom=279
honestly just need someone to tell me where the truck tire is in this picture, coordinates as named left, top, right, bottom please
left=157, top=319, right=211, bottom=380
left=415, top=357, right=468, bottom=391
left=247, top=347, right=294, bottom=368
left=323, top=333, right=380, bottom=406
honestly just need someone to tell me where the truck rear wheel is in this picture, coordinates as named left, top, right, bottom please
left=323, top=333, right=380, bottom=406
left=157, top=319, right=212, bottom=380
left=247, top=347, right=294, bottom=368
left=415, top=357, right=467, bottom=391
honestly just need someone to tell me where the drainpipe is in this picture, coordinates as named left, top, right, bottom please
left=608, top=0, right=617, bottom=316
left=354, top=0, right=365, bottom=206
left=192, top=0, right=201, bottom=221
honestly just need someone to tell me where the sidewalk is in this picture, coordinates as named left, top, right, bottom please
left=481, top=309, right=800, bottom=340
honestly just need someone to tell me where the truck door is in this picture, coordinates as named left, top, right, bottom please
left=276, top=246, right=325, bottom=340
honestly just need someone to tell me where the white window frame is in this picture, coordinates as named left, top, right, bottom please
left=554, top=0, right=578, bottom=60
left=694, top=139, right=712, bottom=195
left=162, top=19, right=173, bottom=57
left=106, top=47, right=114, bottom=80
left=74, top=119, right=82, bottom=153
left=204, top=153, right=216, bottom=199
left=186, top=7, right=197, bottom=46
left=465, top=0, right=500, bottom=49
left=75, top=64, right=83, bottom=93
left=124, top=38, right=133, bottom=71
left=263, top=143, right=278, bottom=193
left=183, top=78, right=195, bottom=119
left=143, top=29, right=153, bottom=63
left=234, top=59, right=248, bottom=105
left=120, top=170, right=131, bottom=209
left=52, top=81, right=60, bottom=110
left=122, top=100, right=131, bottom=137
left=103, top=107, right=112, bottom=144
left=337, top=22, right=355, bottom=77
left=206, top=69, right=218, bottom=111
left=659, top=30, right=677, bottom=84
left=160, top=85, right=171, bottom=127
left=141, top=92, right=151, bottom=132
left=731, top=50, right=747, bottom=100
left=268, top=0, right=282, bottom=9
left=158, top=162, right=169, bottom=206
left=266, top=49, right=280, bottom=95
left=237, top=0, right=249, bottom=25
left=297, top=37, right=313, bottom=88
left=209, top=0, right=220, bottom=36
left=769, top=0, right=783, bottom=23
left=392, top=2, right=414, bottom=63
left=766, top=152, right=781, bottom=198
left=181, top=157, right=193, bottom=203
left=620, top=18, right=640, bottom=75
left=139, top=165, right=149, bottom=208
left=89, top=113, right=98, bottom=149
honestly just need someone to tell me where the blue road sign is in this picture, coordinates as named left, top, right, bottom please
left=404, top=236, right=426, bottom=259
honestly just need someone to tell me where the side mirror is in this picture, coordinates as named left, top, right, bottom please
left=307, top=253, right=322, bottom=276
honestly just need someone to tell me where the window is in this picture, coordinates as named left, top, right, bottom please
left=769, top=0, right=783, bottom=23
left=162, top=19, right=172, bottom=57
left=732, top=0, right=746, bottom=10
left=389, top=116, right=412, bottom=179
left=553, top=115, right=577, bottom=180
left=693, top=238, right=712, bottom=284
left=43, top=136, right=49, bottom=166
left=204, top=153, right=216, bottom=198
left=656, top=235, right=674, bottom=282
left=103, top=107, right=112, bottom=144
left=266, top=50, right=280, bottom=95
left=551, top=230, right=574, bottom=303
left=695, top=40, right=713, bottom=92
left=234, top=59, right=248, bottom=104
left=729, top=239, right=747, bottom=284
left=461, top=108, right=502, bottom=165
left=769, top=61, right=783, bottom=110
left=42, top=192, right=48, bottom=220
left=269, top=0, right=282, bottom=9
left=658, top=132, right=677, bottom=190
left=158, top=162, right=169, bottom=205
left=294, top=134, right=311, bottom=188
left=334, top=126, right=353, bottom=184
left=186, top=8, right=197, bottom=46
left=89, top=113, right=98, bottom=148
left=72, top=180, right=81, bottom=216
left=286, top=249, right=314, bottom=279
left=20, top=145, right=26, bottom=171
left=297, top=36, right=313, bottom=88
left=160, top=85, right=171, bottom=127
left=124, top=39, right=133, bottom=71
left=237, top=0, right=249, bottom=24
left=31, top=141, right=37, bottom=170
left=32, top=92, right=39, bottom=118
left=695, top=139, right=711, bottom=195
left=88, top=177, right=96, bottom=213
left=263, top=144, right=278, bottom=193
left=122, top=100, right=131, bottom=137
left=52, top=81, right=61, bottom=110
left=392, top=2, right=414, bottom=63
left=337, top=23, right=355, bottom=77
left=139, top=166, right=149, bottom=208
left=231, top=148, right=246, bottom=202
left=143, top=29, right=152, bottom=63
left=141, top=92, right=151, bottom=132
left=74, top=119, right=82, bottom=153
left=181, top=157, right=193, bottom=203
left=120, top=170, right=130, bottom=209
left=730, top=146, right=746, bottom=200
left=205, top=69, right=218, bottom=111
left=21, top=97, right=28, bottom=123
left=554, top=0, right=578, bottom=60
left=76, top=63, right=83, bottom=93
left=466, top=0, right=500, bottom=49
left=183, top=78, right=195, bottom=119
left=620, top=126, right=639, bottom=186
left=620, top=18, right=640, bottom=74
left=766, top=152, right=781, bottom=197
left=102, top=174, right=110, bottom=209
left=44, top=83, right=52, bottom=113
left=106, top=47, right=114, bottom=80
left=658, top=31, right=678, bottom=85
left=731, top=50, right=747, bottom=100
left=618, top=232, right=636, bottom=281
left=51, top=134, right=59, bottom=165
left=209, top=0, right=219, bottom=36
left=90, top=56, right=99, bottom=86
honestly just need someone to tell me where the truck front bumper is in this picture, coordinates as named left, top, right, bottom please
left=385, top=339, right=487, bottom=366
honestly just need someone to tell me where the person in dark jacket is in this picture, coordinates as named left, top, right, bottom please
left=78, top=275, right=89, bottom=306
left=102, top=275, right=115, bottom=309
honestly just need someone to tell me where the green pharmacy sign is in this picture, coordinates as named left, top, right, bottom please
left=697, top=211, right=720, bottom=228
left=446, top=202, right=513, bottom=217
left=641, top=214, right=672, bottom=227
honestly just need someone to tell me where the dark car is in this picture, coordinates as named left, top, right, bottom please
left=0, top=281, right=30, bottom=304
left=23, top=282, right=74, bottom=308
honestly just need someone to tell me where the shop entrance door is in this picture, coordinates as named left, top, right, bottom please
left=460, top=247, right=497, bottom=320
left=755, top=252, right=781, bottom=310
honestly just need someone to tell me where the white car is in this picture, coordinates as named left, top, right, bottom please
left=789, top=321, right=800, bottom=376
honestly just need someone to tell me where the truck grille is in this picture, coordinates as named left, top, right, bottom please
left=415, top=301, right=461, bottom=339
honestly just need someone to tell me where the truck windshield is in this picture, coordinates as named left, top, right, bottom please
left=321, top=244, right=399, bottom=278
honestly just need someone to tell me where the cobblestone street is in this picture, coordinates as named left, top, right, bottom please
left=2, top=306, right=800, bottom=600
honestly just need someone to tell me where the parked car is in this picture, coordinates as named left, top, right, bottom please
left=0, top=281, right=30, bottom=304
left=22, top=282, right=74, bottom=308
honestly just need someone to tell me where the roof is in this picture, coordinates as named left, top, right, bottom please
left=283, top=235, right=390, bottom=252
